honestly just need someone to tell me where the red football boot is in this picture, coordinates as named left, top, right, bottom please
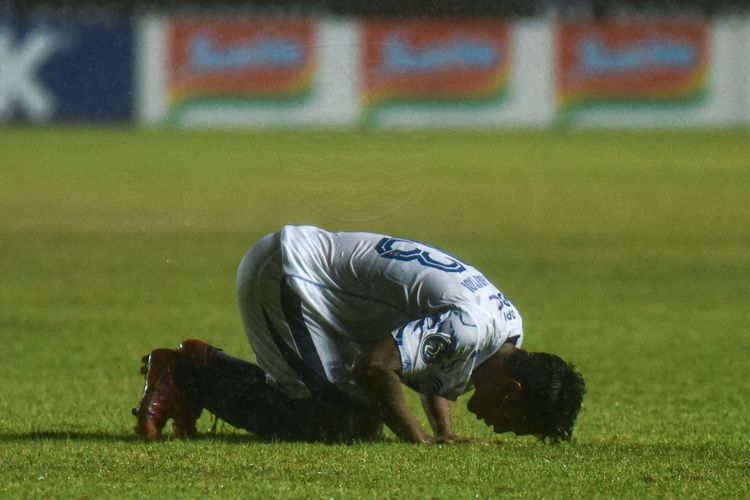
left=179, top=339, right=216, bottom=366
left=133, top=348, right=203, bottom=440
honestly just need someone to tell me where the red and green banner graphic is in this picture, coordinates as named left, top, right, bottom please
left=361, top=20, right=512, bottom=109
left=167, top=19, right=315, bottom=107
left=557, top=22, right=709, bottom=112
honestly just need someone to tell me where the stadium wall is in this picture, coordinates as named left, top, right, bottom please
left=136, top=14, right=750, bottom=129
left=2, top=12, right=749, bottom=128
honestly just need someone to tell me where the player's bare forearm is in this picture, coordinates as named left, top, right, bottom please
left=353, top=337, right=430, bottom=443
left=420, top=394, right=481, bottom=443
left=363, top=364, right=429, bottom=443
left=420, top=393, right=454, bottom=437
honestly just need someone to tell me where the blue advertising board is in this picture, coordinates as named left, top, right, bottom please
left=0, top=16, right=132, bottom=122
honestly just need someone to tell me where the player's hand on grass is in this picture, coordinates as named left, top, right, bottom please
left=429, top=434, right=495, bottom=445
left=430, top=434, right=472, bottom=444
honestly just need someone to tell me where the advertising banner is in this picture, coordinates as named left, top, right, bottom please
left=167, top=19, right=315, bottom=114
left=360, top=20, right=514, bottom=125
left=158, top=17, right=359, bottom=127
left=136, top=15, right=745, bottom=129
left=0, top=17, right=133, bottom=122
left=557, top=22, right=709, bottom=119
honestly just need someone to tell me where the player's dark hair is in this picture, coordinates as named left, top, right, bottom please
left=506, top=350, right=585, bottom=441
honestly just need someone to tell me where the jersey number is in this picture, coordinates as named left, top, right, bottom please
left=375, top=237, right=466, bottom=273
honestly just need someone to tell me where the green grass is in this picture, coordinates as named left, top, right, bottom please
left=1, top=128, right=748, bottom=498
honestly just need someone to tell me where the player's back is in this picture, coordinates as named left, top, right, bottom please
left=279, top=225, right=511, bottom=343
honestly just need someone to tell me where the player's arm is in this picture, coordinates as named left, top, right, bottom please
left=352, top=336, right=431, bottom=444
left=420, top=393, right=480, bottom=444
left=420, top=393, right=453, bottom=438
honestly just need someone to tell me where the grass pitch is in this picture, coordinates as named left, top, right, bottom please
left=1, top=128, right=748, bottom=498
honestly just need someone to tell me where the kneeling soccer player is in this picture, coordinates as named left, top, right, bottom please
left=133, top=225, right=585, bottom=443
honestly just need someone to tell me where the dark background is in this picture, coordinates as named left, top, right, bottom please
left=2, top=0, right=749, bottom=17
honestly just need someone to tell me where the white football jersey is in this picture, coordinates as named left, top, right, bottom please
left=276, top=225, right=523, bottom=401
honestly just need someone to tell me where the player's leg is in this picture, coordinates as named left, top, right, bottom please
left=134, top=339, right=382, bottom=441
left=234, top=233, right=384, bottom=441
left=177, top=340, right=313, bottom=440
left=236, top=231, right=313, bottom=399
left=299, top=397, right=384, bottom=442
left=184, top=341, right=383, bottom=441
left=134, top=339, right=311, bottom=440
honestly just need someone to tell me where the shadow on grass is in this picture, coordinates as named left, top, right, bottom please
left=0, top=434, right=741, bottom=456
left=0, top=431, right=392, bottom=445
left=0, top=431, right=266, bottom=444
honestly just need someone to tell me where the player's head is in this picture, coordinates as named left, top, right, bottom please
left=468, top=345, right=585, bottom=441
